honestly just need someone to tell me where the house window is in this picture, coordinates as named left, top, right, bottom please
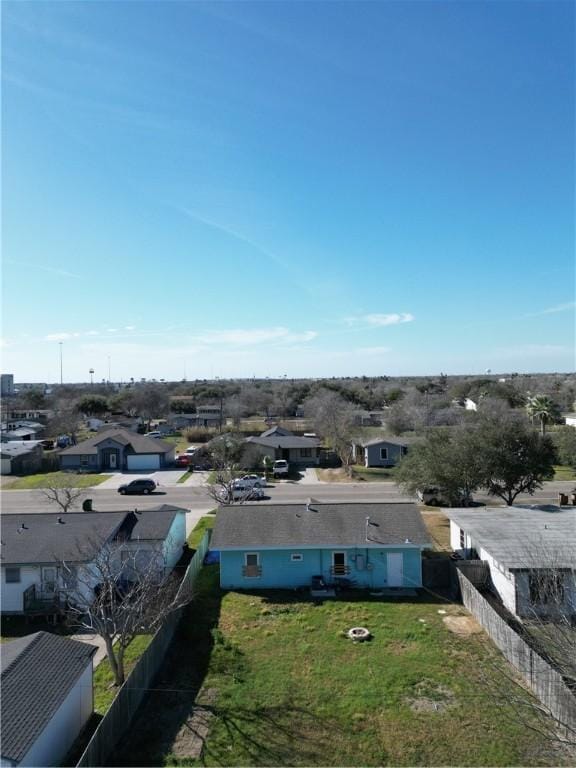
left=529, top=571, right=564, bottom=605
left=331, top=552, right=349, bottom=576
left=243, top=553, right=261, bottom=578
left=300, top=448, right=312, bottom=458
left=80, top=455, right=89, bottom=467
left=380, top=448, right=388, bottom=460
left=5, top=567, right=20, bottom=583
left=401, top=446, right=408, bottom=456
left=62, top=566, right=77, bottom=589
left=460, top=529, right=466, bottom=549
left=291, top=553, right=303, bottom=562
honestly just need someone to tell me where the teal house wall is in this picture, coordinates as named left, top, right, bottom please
left=219, top=546, right=423, bottom=590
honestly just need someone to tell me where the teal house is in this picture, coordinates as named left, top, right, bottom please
left=211, top=501, right=430, bottom=590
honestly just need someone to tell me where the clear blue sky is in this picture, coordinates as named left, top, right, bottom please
left=2, top=0, right=574, bottom=383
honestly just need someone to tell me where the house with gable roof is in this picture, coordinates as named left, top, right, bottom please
left=58, top=427, right=175, bottom=471
left=211, top=501, right=430, bottom=590
left=245, top=425, right=321, bottom=467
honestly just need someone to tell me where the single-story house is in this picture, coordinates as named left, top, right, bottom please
left=117, top=505, right=187, bottom=576
left=58, top=428, right=175, bottom=471
left=1, top=507, right=187, bottom=615
left=351, top=410, right=384, bottom=427
left=447, top=506, right=576, bottom=620
left=2, top=427, right=42, bottom=442
left=1, top=632, right=95, bottom=767
left=0, top=442, right=43, bottom=476
left=245, top=426, right=321, bottom=467
left=3, top=420, right=45, bottom=435
left=211, top=501, right=431, bottom=590
left=170, top=406, right=222, bottom=429
left=5, top=409, right=53, bottom=424
left=351, top=436, right=418, bottom=468
left=564, top=413, right=576, bottom=428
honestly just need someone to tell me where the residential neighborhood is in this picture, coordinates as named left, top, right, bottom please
left=1, top=0, right=575, bottom=766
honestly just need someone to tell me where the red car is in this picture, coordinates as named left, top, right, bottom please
left=174, top=454, right=192, bottom=467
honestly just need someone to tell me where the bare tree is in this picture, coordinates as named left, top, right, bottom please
left=41, top=480, right=87, bottom=513
left=304, top=391, right=358, bottom=474
left=204, top=434, right=263, bottom=505
left=61, top=539, right=192, bottom=686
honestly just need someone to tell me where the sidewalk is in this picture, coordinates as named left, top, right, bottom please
left=181, top=470, right=211, bottom=487
left=298, top=468, right=323, bottom=485
left=73, top=631, right=109, bottom=667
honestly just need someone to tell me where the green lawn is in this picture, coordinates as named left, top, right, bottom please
left=187, top=515, right=216, bottom=549
left=4, top=472, right=112, bottom=490
left=177, top=470, right=194, bottom=484
left=115, top=567, right=566, bottom=767
left=553, top=465, right=576, bottom=481
left=93, top=634, right=153, bottom=715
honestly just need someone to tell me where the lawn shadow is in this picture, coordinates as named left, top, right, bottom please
left=108, top=566, right=224, bottom=766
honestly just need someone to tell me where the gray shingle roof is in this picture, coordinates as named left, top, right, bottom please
left=211, top=502, right=430, bottom=550
left=246, top=435, right=321, bottom=449
left=446, top=507, right=576, bottom=569
left=0, top=442, right=42, bottom=458
left=130, top=505, right=186, bottom=540
left=59, top=428, right=173, bottom=456
left=1, top=632, right=95, bottom=763
left=0, top=512, right=128, bottom=565
left=355, top=435, right=421, bottom=448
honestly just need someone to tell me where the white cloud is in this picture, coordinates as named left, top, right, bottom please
left=526, top=302, right=576, bottom=317
left=193, top=327, right=317, bottom=346
left=45, top=332, right=81, bottom=341
left=345, top=313, right=414, bottom=327
left=124, top=326, right=136, bottom=331
left=107, top=328, right=118, bottom=333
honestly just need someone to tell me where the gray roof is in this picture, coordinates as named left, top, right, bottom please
left=260, top=426, right=294, bottom=438
left=1, top=632, right=95, bottom=763
left=130, top=505, right=186, bottom=540
left=354, top=435, right=420, bottom=448
left=0, top=512, right=128, bottom=565
left=211, top=502, right=430, bottom=550
left=59, top=428, right=173, bottom=456
left=4, top=428, right=38, bottom=439
left=246, top=434, right=321, bottom=449
left=0, top=442, right=42, bottom=458
left=446, top=507, right=576, bottom=569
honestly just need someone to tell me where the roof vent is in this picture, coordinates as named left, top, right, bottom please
left=57, top=517, right=65, bottom=524
left=17, top=523, right=29, bottom=534
left=405, top=538, right=412, bottom=544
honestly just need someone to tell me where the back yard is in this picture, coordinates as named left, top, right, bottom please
left=112, top=565, right=569, bottom=767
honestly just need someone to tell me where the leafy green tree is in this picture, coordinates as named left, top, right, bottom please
left=552, top=426, right=576, bottom=469
left=76, top=395, right=109, bottom=416
left=477, top=418, right=557, bottom=505
left=396, top=428, right=482, bottom=506
left=525, top=394, right=561, bottom=435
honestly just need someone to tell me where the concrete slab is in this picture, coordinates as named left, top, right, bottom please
left=299, top=468, right=322, bottom=485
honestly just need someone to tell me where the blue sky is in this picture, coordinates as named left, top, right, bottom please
left=2, top=0, right=574, bottom=383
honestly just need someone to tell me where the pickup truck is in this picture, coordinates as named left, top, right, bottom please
left=273, top=459, right=289, bottom=478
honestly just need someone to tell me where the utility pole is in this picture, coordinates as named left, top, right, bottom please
left=59, top=342, right=63, bottom=385
left=107, top=356, right=111, bottom=384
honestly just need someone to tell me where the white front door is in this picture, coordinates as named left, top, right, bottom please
left=109, top=453, right=117, bottom=469
left=387, top=553, right=404, bottom=587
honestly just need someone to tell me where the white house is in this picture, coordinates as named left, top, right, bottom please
left=0, top=632, right=95, bottom=767
left=1, top=507, right=188, bottom=616
left=447, top=506, right=576, bottom=620
left=564, top=413, right=576, bottom=428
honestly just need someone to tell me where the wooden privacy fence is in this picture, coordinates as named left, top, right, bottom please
left=456, top=568, right=576, bottom=740
left=76, top=530, right=212, bottom=768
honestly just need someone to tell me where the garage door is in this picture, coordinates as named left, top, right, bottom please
left=126, top=454, right=160, bottom=471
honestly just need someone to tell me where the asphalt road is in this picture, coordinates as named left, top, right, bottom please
left=2, top=479, right=574, bottom=516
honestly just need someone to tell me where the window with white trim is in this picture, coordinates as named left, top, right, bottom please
left=290, top=553, right=303, bottom=562
left=380, top=447, right=388, bottom=460
left=243, top=553, right=261, bottom=578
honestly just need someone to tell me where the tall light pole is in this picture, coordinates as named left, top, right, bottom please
left=59, top=342, right=63, bottom=385
left=89, top=368, right=94, bottom=386
left=107, top=356, right=111, bottom=384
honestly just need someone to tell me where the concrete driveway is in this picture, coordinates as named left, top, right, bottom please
left=97, top=469, right=187, bottom=490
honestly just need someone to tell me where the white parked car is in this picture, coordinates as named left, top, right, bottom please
left=236, top=474, right=267, bottom=488
left=185, top=446, right=197, bottom=455
left=222, top=484, right=265, bottom=503
left=273, top=459, right=289, bottom=478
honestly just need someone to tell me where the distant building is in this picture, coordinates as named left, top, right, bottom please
left=1, top=374, right=15, bottom=397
